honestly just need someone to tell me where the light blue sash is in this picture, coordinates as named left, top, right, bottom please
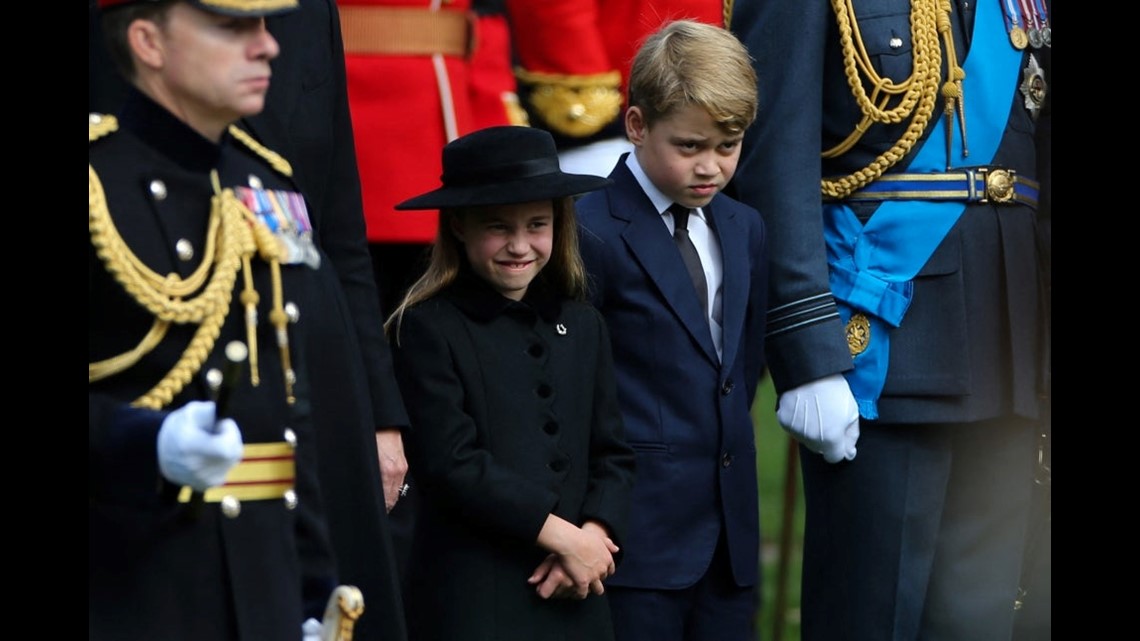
left=823, top=0, right=1023, bottom=418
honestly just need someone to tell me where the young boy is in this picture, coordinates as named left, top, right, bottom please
left=574, top=19, right=769, bottom=641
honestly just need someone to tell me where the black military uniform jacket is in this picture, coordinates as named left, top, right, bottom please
left=90, top=4, right=415, bottom=638
left=391, top=270, right=636, bottom=641
left=89, top=89, right=335, bottom=640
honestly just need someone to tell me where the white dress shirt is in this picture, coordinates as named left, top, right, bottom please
left=625, top=153, right=724, bottom=361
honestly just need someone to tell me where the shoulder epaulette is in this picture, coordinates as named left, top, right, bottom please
left=228, top=124, right=294, bottom=178
left=513, top=68, right=622, bottom=138
left=89, top=113, right=118, bottom=143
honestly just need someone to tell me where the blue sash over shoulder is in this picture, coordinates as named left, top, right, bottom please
left=823, top=0, right=1022, bottom=419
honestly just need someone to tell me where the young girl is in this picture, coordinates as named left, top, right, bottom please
left=386, top=126, right=636, bottom=641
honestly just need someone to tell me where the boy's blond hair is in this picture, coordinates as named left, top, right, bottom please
left=628, top=19, right=758, bottom=135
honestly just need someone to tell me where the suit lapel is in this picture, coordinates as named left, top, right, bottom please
left=609, top=164, right=719, bottom=366
left=710, top=196, right=747, bottom=372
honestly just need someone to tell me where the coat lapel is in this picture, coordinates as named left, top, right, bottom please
left=609, top=164, right=719, bottom=365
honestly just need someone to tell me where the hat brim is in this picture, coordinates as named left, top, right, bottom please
left=98, top=0, right=300, bottom=17
left=197, top=0, right=300, bottom=17
left=395, top=172, right=611, bottom=210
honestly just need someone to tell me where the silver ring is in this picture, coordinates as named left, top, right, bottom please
left=398, top=482, right=410, bottom=497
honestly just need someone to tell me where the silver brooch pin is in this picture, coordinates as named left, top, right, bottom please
left=555, top=323, right=567, bottom=335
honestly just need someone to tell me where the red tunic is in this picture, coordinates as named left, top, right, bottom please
left=340, top=0, right=522, bottom=243
left=506, top=1, right=726, bottom=143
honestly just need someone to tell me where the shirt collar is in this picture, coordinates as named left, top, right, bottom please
left=624, top=152, right=708, bottom=222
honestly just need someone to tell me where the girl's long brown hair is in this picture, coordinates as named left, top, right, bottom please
left=385, top=196, right=587, bottom=344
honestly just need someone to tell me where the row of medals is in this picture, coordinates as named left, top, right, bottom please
left=1003, top=0, right=1051, bottom=50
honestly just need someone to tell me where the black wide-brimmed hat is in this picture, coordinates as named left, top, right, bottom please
left=395, top=126, right=611, bottom=210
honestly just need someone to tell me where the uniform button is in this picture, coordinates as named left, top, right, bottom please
left=248, top=175, right=264, bottom=189
left=149, top=180, right=167, bottom=201
left=221, top=495, right=242, bottom=518
left=205, top=367, right=223, bottom=392
left=283, top=427, right=298, bottom=448
left=889, top=37, right=903, bottom=49
left=176, top=239, right=194, bottom=262
left=548, top=458, right=568, bottom=473
left=284, top=302, right=300, bottom=324
left=721, top=379, right=734, bottom=395
left=284, top=489, right=298, bottom=510
left=543, top=421, right=559, bottom=435
left=526, top=344, right=544, bottom=358
left=721, top=452, right=733, bottom=468
left=536, top=383, right=552, bottom=399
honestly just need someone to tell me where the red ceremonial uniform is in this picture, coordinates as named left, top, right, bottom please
left=339, top=0, right=524, bottom=244
left=506, top=1, right=726, bottom=147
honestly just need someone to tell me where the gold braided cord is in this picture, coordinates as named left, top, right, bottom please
left=268, top=262, right=296, bottom=405
left=822, top=0, right=958, bottom=198
left=90, top=167, right=241, bottom=322
left=199, top=0, right=298, bottom=12
left=823, top=0, right=940, bottom=156
left=91, top=115, right=299, bottom=410
left=228, top=124, right=293, bottom=177
left=89, top=163, right=257, bottom=409
left=88, top=319, right=171, bottom=383
left=226, top=177, right=296, bottom=400
left=723, top=0, right=734, bottom=28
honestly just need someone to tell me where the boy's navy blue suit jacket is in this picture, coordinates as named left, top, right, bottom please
left=576, top=155, right=769, bottom=589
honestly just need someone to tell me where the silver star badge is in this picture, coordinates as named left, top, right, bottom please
left=1019, top=54, right=1047, bottom=121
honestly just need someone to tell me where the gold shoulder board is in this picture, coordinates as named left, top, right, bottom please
left=89, top=113, right=118, bottom=143
left=513, top=68, right=623, bottom=139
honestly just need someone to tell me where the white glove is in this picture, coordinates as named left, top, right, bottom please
left=776, top=374, right=860, bottom=463
left=157, top=400, right=243, bottom=490
left=301, top=617, right=323, bottom=641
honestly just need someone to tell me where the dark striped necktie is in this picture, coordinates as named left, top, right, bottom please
left=669, top=203, right=708, bottom=319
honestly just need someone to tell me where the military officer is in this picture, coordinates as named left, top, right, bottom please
left=88, top=1, right=339, bottom=638
left=729, top=0, right=1051, bottom=639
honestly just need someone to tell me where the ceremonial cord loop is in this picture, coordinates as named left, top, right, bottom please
left=822, top=0, right=965, bottom=198
left=90, top=119, right=300, bottom=410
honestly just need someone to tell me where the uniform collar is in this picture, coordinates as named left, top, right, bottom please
left=117, top=87, right=224, bottom=173
left=444, top=266, right=563, bottom=324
